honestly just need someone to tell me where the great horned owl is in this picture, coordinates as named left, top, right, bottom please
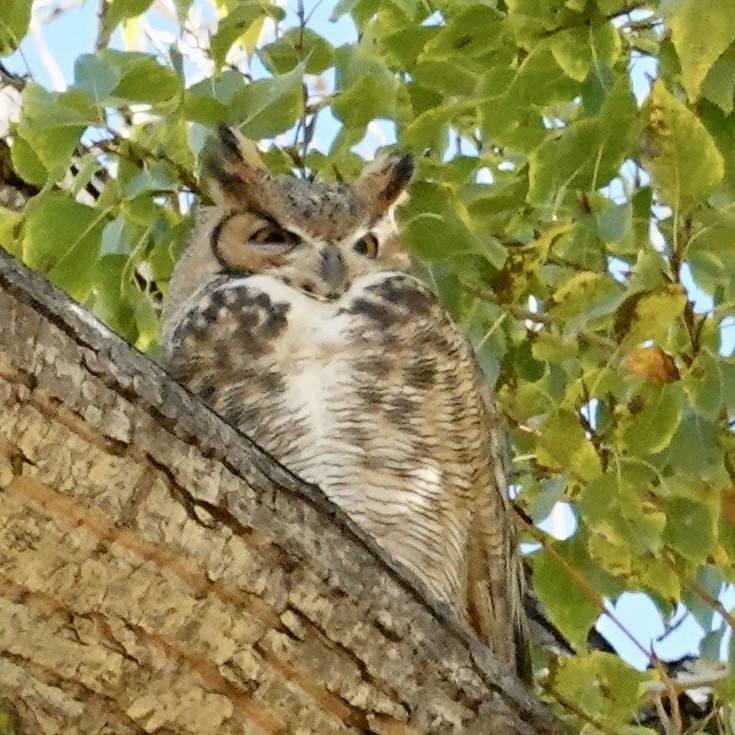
left=161, top=125, right=529, bottom=679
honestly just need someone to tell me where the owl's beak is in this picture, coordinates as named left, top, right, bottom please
left=320, top=247, right=346, bottom=290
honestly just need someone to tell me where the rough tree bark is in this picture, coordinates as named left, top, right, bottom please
left=0, top=247, right=571, bottom=735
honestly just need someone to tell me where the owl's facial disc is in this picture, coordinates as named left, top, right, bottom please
left=210, top=208, right=407, bottom=301
left=211, top=213, right=299, bottom=273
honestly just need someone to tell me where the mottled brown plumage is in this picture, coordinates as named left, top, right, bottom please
left=161, top=125, right=529, bottom=680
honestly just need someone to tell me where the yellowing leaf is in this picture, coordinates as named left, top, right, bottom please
left=722, top=488, right=735, bottom=529
left=0, top=0, right=30, bottom=55
left=642, top=81, right=725, bottom=206
left=662, top=0, right=735, bottom=101
left=552, top=652, right=652, bottom=723
left=614, top=283, right=687, bottom=345
left=549, top=271, right=624, bottom=324
left=623, top=346, right=680, bottom=385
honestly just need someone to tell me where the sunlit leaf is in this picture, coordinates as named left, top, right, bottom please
left=21, top=191, right=107, bottom=301
left=549, top=17, right=620, bottom=82
left=229, top=63, right=305, bottom=138
left=642, top=81, right=725, bottom=206
left=333, top=44, right=399, bottom=129
left=614, top=283, right=688, bottom=346
left=259, top=28, right=334, bottom=75
left=662, top=0, right=735, bottom=101
left=0, top=0, right=31, bottom=55
left=16, top=85, right=92, bottom=174
left=102, top=0, right=154, bottom=39
left=210, top=2, right=284, bottom=69
left=551, top=652, right=653, bottom=723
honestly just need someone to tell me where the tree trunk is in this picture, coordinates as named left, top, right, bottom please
left=0, top=248, right=571, bottom=735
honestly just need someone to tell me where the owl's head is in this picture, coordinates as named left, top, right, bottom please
left=203, top=125, right=415, bottom=300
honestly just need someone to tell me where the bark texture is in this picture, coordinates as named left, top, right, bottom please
left=0, top=248, right=571, bottom=735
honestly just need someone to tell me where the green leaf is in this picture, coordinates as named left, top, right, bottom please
left=123, top=162, right=179, bottom=199
left=698, top=98, right=735, bottom=200
left=478, top=47, right=579, bottom=152
left=10, top=135, right=48, bottom=186
left=401, top=181, right=476, bottom=264
left=172, top=0, right=193, bottom=24
left=73, top=54, right=121, bottom=106
left=333, top=44, right=399, bottom=129
left=552, top=652, right=652, bottom=723
left=701, top=43, right=735, bottom=114
left=21, top=191, right=107, bottom=302
left=420, top=5, right=503, bottom=60
left=259, top=28, right=334, bottom=75
left=134, top=293, right=159, bottom=351
left=642, top=81, right=725, bottom=206
left=402, top=102, right=472, bottom=152
left=17, top=85, right=92, bottom=174
left=0, top=0, right=31, bottom=55
left=184, top=72, right=247, bottom=124
left=229, top=63, right=305, bottom=139
left=413, top=5, right=503, bottom=95
left=0, top=208, right=22, bottom=257
left=100, top=51, right=181, bottom=105
left=210, top=2, right=283, bottom=69
left=579, top=469, right=666, bottom=558
left=618, top=384, right=683, bottom=456
left=505, top=0, right=578, bottom=47
left=549, top=18, right=620, bottom=82
left=537, top=409, right=601, bottom=481
left=531, top=539, right=601, bottom=651
left=683, top=567, right=722, bottom=631
left=382, top=26, right=435, bottom=70
left=531, top=331, right=579, bottom=364
left=663, top=497, right=718, bottom=563
left=528, top=78, right=638, bottom=205
left=664, top=413, right=725, bottom=482
left=684, top=348, right=724, bottom=419
left=92, top=253, right=138, bottom=341
left=102, top=0, right=154, bottom=39
left=662, top=0, right=735, bottom=101
left=413, top=58, right=478, bottom=97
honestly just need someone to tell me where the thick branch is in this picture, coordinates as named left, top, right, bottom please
left=0, top=248, right=570, bottom=735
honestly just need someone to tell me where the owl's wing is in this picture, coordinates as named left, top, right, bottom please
left=344, top=273, right=530, bottom=678
left=465, top=372, right=531, bottom=681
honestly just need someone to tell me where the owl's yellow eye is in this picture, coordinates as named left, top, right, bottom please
left=353, top=233, right=379, bottom=258
left=252, top=226, right=295, bottom=247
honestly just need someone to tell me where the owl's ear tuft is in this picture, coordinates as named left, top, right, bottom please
left=203, top=125, right=267, bottom=208
left=354, top=152, right=415, bottom=216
